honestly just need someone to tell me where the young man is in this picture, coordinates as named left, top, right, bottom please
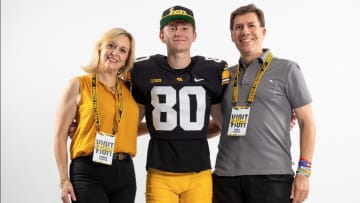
left=131, top=5, right=229, bottom=203
left=212, top=4, right=316, bottom=203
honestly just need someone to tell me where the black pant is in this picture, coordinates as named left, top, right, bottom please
left=213, top=174, right=294, bottom=203
left=70, top=156, right=136, bottom=203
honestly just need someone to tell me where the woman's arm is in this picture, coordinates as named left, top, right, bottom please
left=54, top=78, right=79, bottom=203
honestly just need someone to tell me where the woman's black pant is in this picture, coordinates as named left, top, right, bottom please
left=70, top=156, right=136, bottom=203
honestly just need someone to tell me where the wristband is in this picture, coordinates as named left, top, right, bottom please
left=296, top=158, right=312, bottom=177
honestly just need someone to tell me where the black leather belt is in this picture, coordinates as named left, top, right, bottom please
left=113, top=153, right=131, bottom=160
left=79, top=153, right=131, bottom=161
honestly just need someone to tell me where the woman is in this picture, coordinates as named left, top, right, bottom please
left=54, top=28, right=139, bottom=203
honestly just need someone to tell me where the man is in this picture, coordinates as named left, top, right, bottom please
left=130, top=5, right=229, bottom=203
left=212, top=4, right=316, bottom=203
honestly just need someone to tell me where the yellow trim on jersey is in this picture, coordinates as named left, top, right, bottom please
left=222, top=66, right=230, bottom=85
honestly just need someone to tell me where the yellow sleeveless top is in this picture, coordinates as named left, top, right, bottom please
left=70, top=74, right=139, bottom=160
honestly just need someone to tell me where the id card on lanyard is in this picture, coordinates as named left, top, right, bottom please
left=228, top=106, right=250, bottom=136
left=93, top=131, right=115, bottom=165
left=228, top=52, right=273, bottom=137
left=91, top=74, right=123, bottom=165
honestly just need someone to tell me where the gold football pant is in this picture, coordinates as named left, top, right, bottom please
left=146, top=168, right=212, bottom=203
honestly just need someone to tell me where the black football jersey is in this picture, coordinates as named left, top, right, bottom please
left=131, top=54, right=229, bottom=172
left=132, top=54, right=229, bottom=140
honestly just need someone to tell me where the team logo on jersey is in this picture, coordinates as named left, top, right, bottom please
left=150, top=78, right=162, bottom=83
left=176, top=77, right=184, bottom=82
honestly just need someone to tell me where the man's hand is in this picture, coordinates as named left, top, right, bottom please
left=290, top=110, right=297, bottom=130
left=68, top=121, right=77, bottom=139
left=290, top=174, right=309, bottom=203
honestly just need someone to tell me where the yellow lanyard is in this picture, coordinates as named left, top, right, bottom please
left=91, top=74, right=123, bottom=134
left=232, top=52, right=273, bottom=105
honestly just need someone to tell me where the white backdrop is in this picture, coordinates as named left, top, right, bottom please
left=2, top=0, right=360, bottom=202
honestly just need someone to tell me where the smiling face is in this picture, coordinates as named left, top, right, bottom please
left=231, top=12, right=266, bottom=59
left=160, top=21, right=197, bottom=53
left=99, top=35, right=131, bottom=74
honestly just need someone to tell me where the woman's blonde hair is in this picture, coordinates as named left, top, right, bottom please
left=82, top=28, right=135, bottom=81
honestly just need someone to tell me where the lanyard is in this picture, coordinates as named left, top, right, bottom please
left=91, top=74, right=123, bottom=134
left=232, top=52, right=273, bottom=105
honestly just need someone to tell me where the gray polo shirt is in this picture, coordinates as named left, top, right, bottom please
left=214, top=49, right=312, bottom=176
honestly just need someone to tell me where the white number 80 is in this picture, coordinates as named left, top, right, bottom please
left=151, top=86, right=206, bottom=131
